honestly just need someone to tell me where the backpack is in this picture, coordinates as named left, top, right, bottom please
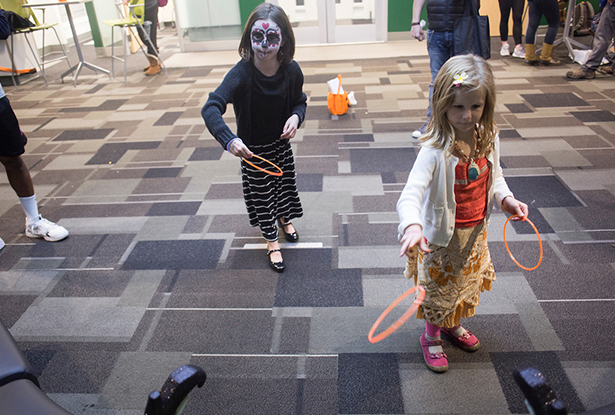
left=572, top=1, right=595, bottom=36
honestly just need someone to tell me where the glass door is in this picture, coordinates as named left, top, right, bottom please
left=274, top=0, right=386, bottom=45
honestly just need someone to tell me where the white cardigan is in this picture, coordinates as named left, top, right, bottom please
left=397, top=135, right=513, bottom=247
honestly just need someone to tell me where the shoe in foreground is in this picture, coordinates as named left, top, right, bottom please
left=25, top=216, right=69, bottom=242
left=566, top=69, right=595, bottom=79
left=420, top=333, right=448, bottom=372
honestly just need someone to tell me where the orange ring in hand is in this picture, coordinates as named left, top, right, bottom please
left=503, top=215, right=543, bottom=271
left=368, top=285, right=426, bottom=344
left=242, top=155, right=283, bottom=177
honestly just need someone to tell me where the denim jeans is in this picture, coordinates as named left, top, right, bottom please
left=582, top=1, right=615, bottom=71
left=425, top=30, right=455, bottom=124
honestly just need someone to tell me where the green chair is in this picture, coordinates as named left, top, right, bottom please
left=0, top=0, right=71, bottom=86
left=103, top=0, right=166, bottom=84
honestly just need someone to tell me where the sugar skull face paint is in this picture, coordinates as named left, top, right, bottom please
left=251, top=19, right=281, bottom=59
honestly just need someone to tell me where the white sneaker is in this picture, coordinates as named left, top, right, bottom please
left=512, top=45, right=525, bottom=58
left=0, top=237, right=5, bottom=251
left=25, top=216, right=69, bottom=242
left=500, top=43, right=510, bottom=56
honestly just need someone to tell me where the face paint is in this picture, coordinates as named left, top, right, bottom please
left=251, top=19, right=281, bottom=59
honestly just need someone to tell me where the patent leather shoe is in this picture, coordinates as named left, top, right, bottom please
left=267, top=249, right=286, bottom=273
left=279, top=220, right=299, bottom=243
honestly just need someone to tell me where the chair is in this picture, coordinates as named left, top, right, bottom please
left=0, top=0, right=71, bottom=86
left=103, top=0, right=166, bottom=84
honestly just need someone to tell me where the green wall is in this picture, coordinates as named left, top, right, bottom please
left=239, top=0, right=264, bottom=29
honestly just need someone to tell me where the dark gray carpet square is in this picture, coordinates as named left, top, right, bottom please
left=498, top=129, right=522, bottom=139
left=338, top=353, right=404, bottom=414
left=0, top=295, right=37, bottom=328
left=350, top=148, right=417, bottom=173
left=296, top=173, right=323, bottom=192
left=165, top=269, right=277, bottom=308
left=27, top=235, right=104, bottom=258
left=86, top=142, right=159, bottom=165
left=143, top=167, right=182, bottom=178
left=204, top=183, right=243, bottom=199
left=279, top=317, right=310, bottom=354
left=87, top=234, right=138, bottom=269
left=48, top=270, right=133, bottom=297
left=508, top=207, right=554, bottom=234
left=59, top=99, right=127, bottom=112
left=274, top=267, right=363, bottom=307
left=344, top=222, right=398, bottom=246
left=521, top=93, right=590, bottom=108
left=570, top=110, right=615, bottom=122
left=505, top=104, right=533, bottom=113
left=491, top=351, right=585, bottom=414
left=543, top=302, right=615, bottom=361
left=505, top=176, right=583, bottom=208
left=148, top=310, right=273, bottom=353
left=180, top=68, right=212, bottom=77
left=344, top=133, right=374, bottom=142
left=122, top=240, right=224, bottom=270
left=528, top=262, right=615, bottom=301
left=53, top=128, right=114, bottom=141
left=154, top=112, right=183, bottom=126
left=146, top=201, right=201, bottom=216
left=188, top=147, right=224, bottom=161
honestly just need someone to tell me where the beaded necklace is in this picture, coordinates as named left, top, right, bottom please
left=454, top=132, right=482, bottom=181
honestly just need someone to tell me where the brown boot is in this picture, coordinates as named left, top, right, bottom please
left=525, top=44, right=539, bottom=66
left=539, top=43, right=560, bottom=66
left=144, top=55, right=161, bottom=76
left=143, top=64, right=150, bottom=72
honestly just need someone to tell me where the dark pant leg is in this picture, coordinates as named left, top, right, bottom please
left=511, top=0, right=525, bottom=45
left=499, top=0, right=513, bottom=41
left=525, top=0, right=542, bottom=45
left=138, top=4, right=159, bottom=56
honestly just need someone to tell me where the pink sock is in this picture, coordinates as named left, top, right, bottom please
left=425, top=322, right=441, bottom=339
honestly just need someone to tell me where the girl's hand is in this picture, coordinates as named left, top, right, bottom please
left=501, top=196, right=529, bottom=221
left=228, top=139, right=254, bottom=159
left=399, top=224, right=431, bottom=258
left=281, top=114, right=299, bottom=139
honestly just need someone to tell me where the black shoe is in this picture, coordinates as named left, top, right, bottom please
left=267, top=249, right=286, bottom=273
left=539, top=58, right=560, bottom=66
left=525, top=59, right=539, bottom=66
left=279, top=220, right=299, bottom=243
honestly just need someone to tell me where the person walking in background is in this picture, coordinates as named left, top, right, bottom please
left=124, top=0, right=161, bottom=75
left=566, top=0, right=614, bottom=79
left=397, top=54, right=528, bottom=372
left=202, top=3, right=307, bottom=273
left=409, top=0, right=481, bottom=139
left=499, top=0, right=526, bottom=58
left=0, top=10, right=70, bottom=250
left=524, top=0, right=561, bottom=65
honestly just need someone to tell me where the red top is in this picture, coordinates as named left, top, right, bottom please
left=454, top=157, right=489, bottom=228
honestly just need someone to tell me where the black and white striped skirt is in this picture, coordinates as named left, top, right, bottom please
left=241, top=138, right=303, bottom=241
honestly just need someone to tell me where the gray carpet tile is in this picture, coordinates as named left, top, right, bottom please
left=122, top=240, right=225, bottom=270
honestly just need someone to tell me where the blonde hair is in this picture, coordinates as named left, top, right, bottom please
left=421, top=54, right=497, bottom=158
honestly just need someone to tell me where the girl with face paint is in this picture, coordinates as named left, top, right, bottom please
left=202, top=3, right=307, bottom=273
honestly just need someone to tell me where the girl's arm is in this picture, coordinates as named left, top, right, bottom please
left=201, top=66, right=245, bottom=153
left=397, top=148, right=436, bottom=256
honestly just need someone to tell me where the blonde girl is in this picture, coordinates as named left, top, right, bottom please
left=397, top=54, right=528, bottom=372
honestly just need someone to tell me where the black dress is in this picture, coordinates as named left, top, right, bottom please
left=241, top=67, right=303, bottom=241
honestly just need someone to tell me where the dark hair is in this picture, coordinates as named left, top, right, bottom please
left=238, top=3, right=295, bottom=65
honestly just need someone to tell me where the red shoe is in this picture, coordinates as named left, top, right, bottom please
left=441, top=326, right=480, bottom=352
left=420, top=333, right=448, bottom=372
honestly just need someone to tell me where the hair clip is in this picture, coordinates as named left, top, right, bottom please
left=453, top=72, right=468, bottom=87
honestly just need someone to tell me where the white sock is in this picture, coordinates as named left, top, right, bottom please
left=19, top=195, right=40, bottom=224
left=451, top=325, right=468, bottom=337
left=424, top=333, right=443, bottom=354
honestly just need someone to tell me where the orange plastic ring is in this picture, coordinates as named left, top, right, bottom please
left=368, top=285, right=426, bottom=344
left=503, top=215, right=543, bottom=271
left=242, top=155, right=283, bottom=177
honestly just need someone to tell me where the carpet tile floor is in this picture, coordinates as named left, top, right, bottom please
left=1, top=29, right=614, bottom=414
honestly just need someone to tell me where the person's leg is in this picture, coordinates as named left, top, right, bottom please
left=421, top=321, right=448, bottom=372
left=524, top=1, right=541, bottom=64
left=499, top=0, right=512, bottom=47
left=536, top=0, right=561, bottom=64
left=583, top=2, right=615, bottom=71
left=511, top=0, right=525, bottom=56
left=425, top=30, right=452, bottom=126
left=140, top=4, right=161, bottom=75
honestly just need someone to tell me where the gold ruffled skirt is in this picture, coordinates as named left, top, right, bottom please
left=404, top=221, right=495, bottom=328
